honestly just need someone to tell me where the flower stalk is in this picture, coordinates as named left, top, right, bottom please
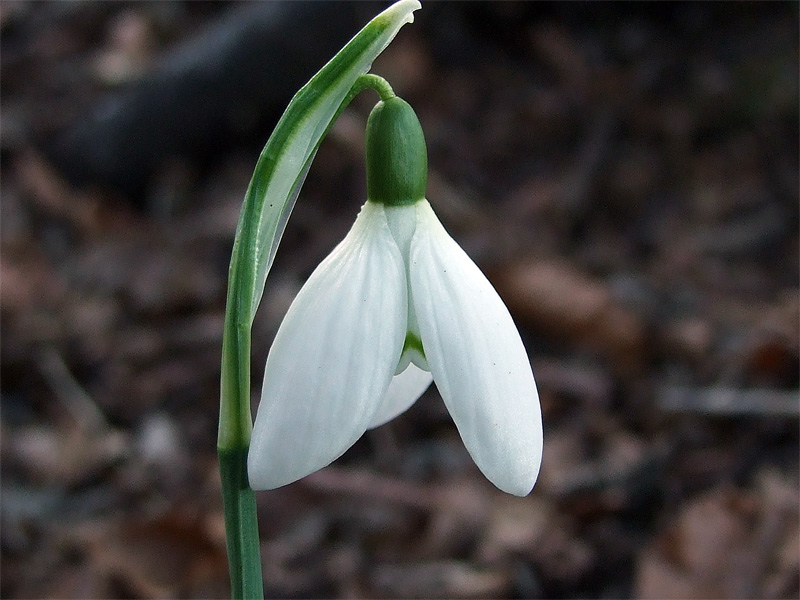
left=217, top=2, right=420, bottom=598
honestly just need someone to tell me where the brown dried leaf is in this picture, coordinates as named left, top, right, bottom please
left=371, top=560, right=511, bottom=599
left=80, top=510, right=229, bottom=599
left=494, top=260, right=646, bottom=370
left=635, top=477, right=799, bottom=599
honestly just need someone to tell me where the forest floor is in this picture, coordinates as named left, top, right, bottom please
left=1, top=3, right=798, bottom=598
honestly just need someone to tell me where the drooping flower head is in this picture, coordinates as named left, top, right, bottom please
left=248, top=94, right=542, bottom=496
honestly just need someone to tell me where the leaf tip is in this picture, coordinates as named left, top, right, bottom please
left=381, top=0, right=422, bottom=27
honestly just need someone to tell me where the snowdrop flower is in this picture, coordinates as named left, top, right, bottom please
left=248, top=96, right=542, bottom=496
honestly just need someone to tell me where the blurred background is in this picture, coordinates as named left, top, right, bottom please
left=1, top=2, right=798, bottom=598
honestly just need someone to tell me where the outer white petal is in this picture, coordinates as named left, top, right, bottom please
left=248, top=202, right=406, bottom=490
left=409, top=201, right=542, bottom=496
left=368, top=364, right=433, bottom=429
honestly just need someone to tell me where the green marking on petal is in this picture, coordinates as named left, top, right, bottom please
left=403, top=331, right=426, bottom=357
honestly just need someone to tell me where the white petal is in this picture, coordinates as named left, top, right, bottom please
left=409, top=201, right=542, bottom=496
left=248, top=202, right=407, bottom=490
left=368, top=363, right=433, bottom=429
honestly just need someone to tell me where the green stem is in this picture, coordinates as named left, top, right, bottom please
left=351, top=73, right=395, bottom=101
left=218, top=311, right=263, bottom=598
left=219, top=447, right=263, bottom=600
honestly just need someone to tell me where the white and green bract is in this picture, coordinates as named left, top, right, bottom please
left=248, top=199, right=543, bottom=496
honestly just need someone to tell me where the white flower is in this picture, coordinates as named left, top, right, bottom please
left=247, top=198, right=542, bottom=496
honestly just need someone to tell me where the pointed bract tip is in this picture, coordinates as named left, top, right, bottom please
left=380, top=0, right=422, bottom=26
